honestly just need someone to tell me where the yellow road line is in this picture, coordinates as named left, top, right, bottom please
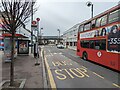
left=92, top=72, right=104, bottom=79
left=113, top=83, right=120, bottom=88
left=44, top=56, right=57, bottom=89
left=81, top=66, right=87, bottom=69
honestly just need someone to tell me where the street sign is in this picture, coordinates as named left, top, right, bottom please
left=36, top=18, right=40, bottom=21
left=31, top=21, right=37, bottom=27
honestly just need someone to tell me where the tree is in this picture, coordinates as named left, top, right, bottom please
left=0, top=0, right=36, bottom=86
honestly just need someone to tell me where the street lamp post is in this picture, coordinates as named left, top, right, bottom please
left=31, top=1, right=34, bottom=53
left=86, top=1, right=94, bottom=18
left=57, top=29, right=60, bottom=44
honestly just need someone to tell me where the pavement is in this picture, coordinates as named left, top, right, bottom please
left=0, top=47, right=44, bottom=88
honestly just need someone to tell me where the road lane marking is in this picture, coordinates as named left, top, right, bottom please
left=52, top=61, right=72, bottom=66
left=69, top=68, right=84, bottom=78
left=64, top=69, right=74, bottom=79
left=76, top=68, right=89, bottom=77
left=55, top=70, right=67, bottom=80
left=92, top=72, right=104, bottom=79
left=48, top=50, right=51, bottom=52
left=44, top=56, right=56, bottom=89
left=59, top=53, right=62, bottom=54
left=53, top=53, right=57, bottom=54
left=54, top=68, right=90, bottom=80
left=81, top=66, right=87, bottom=69
left=68, top=53, right=79, bottom=58
left=113, top=83, right=120, bottom=88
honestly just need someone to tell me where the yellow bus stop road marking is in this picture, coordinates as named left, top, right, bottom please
left=113, top=83, right=120, bottom=88
left=92, top=72, right=104, bottom=79
left=44, top=56, right=57, bottom=89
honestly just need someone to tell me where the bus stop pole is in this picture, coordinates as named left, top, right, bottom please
left=35, top=18, right=40, bottom=65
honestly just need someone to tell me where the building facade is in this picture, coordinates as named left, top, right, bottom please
left=63, top=23, right=80, bottom=50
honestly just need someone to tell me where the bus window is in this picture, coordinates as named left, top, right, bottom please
left=100, top=39, right=106, bottom=50
left=100, top=15, right=107, bottom=26
left=90, top=40, right=94, bottom=49
left=96, top=17, right=102, bottom=27
left=95, top=40, right=100, bottom=50
left=84, top=22, right=91, bottom=31
left=81, top=40, right=89, bottom=48
left=91, top=20, right=96, bottom=29
left=108, top=9, right=120, bottom=24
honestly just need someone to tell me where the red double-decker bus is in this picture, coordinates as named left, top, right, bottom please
left=77, top=4, right=120, bottom=71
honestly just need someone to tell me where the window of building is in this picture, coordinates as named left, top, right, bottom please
left=108, top=9, right=120, bottom=24
left=84, top=22, right=91, bottom=31
left=74, top=42, right=77, bottom=46
left=100, top=15, right=107, bottom=26
left=70, top=42, right=72, bottom=46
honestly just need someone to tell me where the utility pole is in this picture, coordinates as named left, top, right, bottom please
left=31, top=1, right=34, bottom=53
left=86, top=1, right=94, bottom=18
left=57, top=29, right=60, bottom=44
left=35, top=18, right=40, bottom=65
left=40, top=27, right=43, bottom=45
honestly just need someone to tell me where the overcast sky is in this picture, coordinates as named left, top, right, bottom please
left=32, top=0, right=119, bottom=36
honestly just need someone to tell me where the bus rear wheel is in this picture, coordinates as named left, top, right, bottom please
left=82, top=52, right=88, bottom=60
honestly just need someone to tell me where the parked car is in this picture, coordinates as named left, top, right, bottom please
left=57, top=44, right=64, bottom=49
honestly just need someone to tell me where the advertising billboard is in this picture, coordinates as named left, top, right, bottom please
left=18, top=40, right=29, bottom=54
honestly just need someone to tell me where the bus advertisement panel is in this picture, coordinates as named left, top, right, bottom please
left=107, top=25, right=120, bottom=53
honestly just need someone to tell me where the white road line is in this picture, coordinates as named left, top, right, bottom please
left=92, top=72, right=104, bottom=79
left=59, top=52, right=62, bottom=54
left=81, top=66, right=88, bottom=69
left=53, top=53, right=57, bottom=54
left=69, top=53, right=79, bottom=58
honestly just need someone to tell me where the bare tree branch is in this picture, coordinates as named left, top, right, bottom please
left=0, top=0, right=37, bottom=86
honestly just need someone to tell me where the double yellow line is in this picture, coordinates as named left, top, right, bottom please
left=44, top=55, right=57, bottom=90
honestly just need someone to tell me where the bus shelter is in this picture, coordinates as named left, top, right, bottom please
left=3, top=33, right=29, bottom=62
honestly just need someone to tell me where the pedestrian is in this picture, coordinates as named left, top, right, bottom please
left=34, top=43, right=37, bottom=58
left=37, top=47, right=39, bottom=58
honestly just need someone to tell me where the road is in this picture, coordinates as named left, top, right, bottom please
left=42, top=45, right=120, bottom=88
